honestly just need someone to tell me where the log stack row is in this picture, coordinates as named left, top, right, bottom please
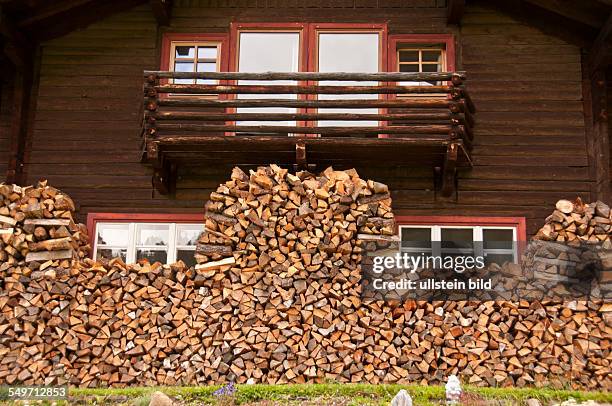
left=517, top=198, right=612, bottom=299
left=0, top=257, right=609, bottom=388
left=0, top=180, right=90, bottom=268
left=0, top=175, right=609, bottom=389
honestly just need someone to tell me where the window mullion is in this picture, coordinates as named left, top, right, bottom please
left=127, top=223, right=136, bottom=263
left=93, top=223, right=99, bottom=260
left=474, top=226, right=484, bottom=257
left=168, top=223, right=177, bottom=264
left=432, top=226, right=441, bottom=257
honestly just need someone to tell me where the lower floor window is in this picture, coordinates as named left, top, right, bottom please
left=95, top=222, right=202, bottom=267
left=399, top=223, right=519, bottom=266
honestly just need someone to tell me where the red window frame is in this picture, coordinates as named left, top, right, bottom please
left=228, top=23, right=388, bottom=133
left=160, top=32, right=231, bottom=95
left=87, top=212, right=204, bottom=254
left=395, top=215, right=527, bottom=242
left=387, top=34, right=456, bottom=75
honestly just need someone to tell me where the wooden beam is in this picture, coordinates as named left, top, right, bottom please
left=6, top=44, right=39, bottom=185
left=16, top=0, right=97, bottom=27
left=582, top=52, right=611, bottom=203
left=150, top=0, right=172, bottom=26
left=522, top=0, right=608, bottom=29
left=24, top=0, right=147, bottom=42
left=0, top=6, right=32, bottom=67
left=295, top=140, right=306, bottom=169
left=481, top=0, right=597, bottom=48
left=440, top=143, right=458, bottom=198
left=6, top=68, right=31, bottom=184
left=589, top=13, right=612, bottom=75
left=447, top=0, right=465, bottom=25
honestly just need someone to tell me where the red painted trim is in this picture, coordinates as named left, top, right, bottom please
left=395, top=215, right=527, bottom=242
left=87, top=212, right=204, bottom=256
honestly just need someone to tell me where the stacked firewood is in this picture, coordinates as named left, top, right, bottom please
left=0, top=256, right=609, bottom=388
left=0, top=180, right=90, bottom=267
left=195, top=164, right=394, bottom=268
left=0, top=175, right=610, bottom=389
left=517, top=198, right=612, bottom=299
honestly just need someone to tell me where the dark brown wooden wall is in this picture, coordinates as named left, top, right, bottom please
left=22, top=0, right=592, bottom=235
left=0, top=79, right=13, bottom=179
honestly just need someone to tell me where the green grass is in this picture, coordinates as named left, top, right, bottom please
left=1, top=384, right=610, bottom=405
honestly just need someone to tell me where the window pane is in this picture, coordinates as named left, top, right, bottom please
left=198, top=46, right=217, bottom=59
left=136, top=224, right=169, bottom=247
left=177, top=224, right=203, bottom=246
left=422, top=64, right=441, bottom=73
left=399, top=50, right=419, bottom=63
left=97, top=223, right=129, bottom=246
left=197, top=62, right=217, bottom=72
left=237, top=32, right=300, bottom=127
left=137, top=249, right=168, bottom=263
left=174, top=61, right=195, bottom=72
left=441, top=228, right=473, bottom=250
left=239, top=32, right=300, bottom=72
left=484, top=253, right=514, bottom=266
left=483, top=229, right=514, bottom=250
left=177, top=249, right=197, bottom=267
left=317, top=33, right=379, bottom=127
left=175, top=46, right=195, bottom=58
left=422, top=50, right=442, bottom=63
left=97, top=248, right=127, bottom=262
left=401, top=228, right=431, bottom=249
left=399, top=64, right=419, bottom=72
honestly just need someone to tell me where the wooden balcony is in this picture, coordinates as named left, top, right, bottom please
left=141, top=70, right=475, bottom=195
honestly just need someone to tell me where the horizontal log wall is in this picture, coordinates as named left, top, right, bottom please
left=0, top=79, right=12, bottom=179
left=22, top=0, right=592, bottom=236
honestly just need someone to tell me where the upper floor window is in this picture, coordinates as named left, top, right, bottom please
left=171, top=43, right=221, bottom=85
left=397, top=45, right=445, bottom=86
left=160, top=33, right=229, bottom=86
left=388, top=34, right=455, bottom=89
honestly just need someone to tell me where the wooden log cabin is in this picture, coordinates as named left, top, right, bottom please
left=0, top=0, right=610, bottom=267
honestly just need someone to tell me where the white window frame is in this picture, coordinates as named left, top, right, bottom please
left=94, top=222, right=202, bottom=264
left=399, top=225, right=518, bottom=263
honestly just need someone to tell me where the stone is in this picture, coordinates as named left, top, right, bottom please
left=149, top=391, right=174, bottom=406
left=526, top=399, right=542, bottom=406
left=391, top=389, right=412, bottom=406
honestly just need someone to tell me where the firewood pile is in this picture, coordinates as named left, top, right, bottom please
left=0, top=175, right=610, bottom=389
left=0, top=180, right=90, bottom=267
left=0, top=257, right=609, bottom=388
left=514, top=198, right=612, bottom=300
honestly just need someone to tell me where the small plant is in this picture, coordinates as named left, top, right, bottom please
left=213, top=382, right=236, bottom=406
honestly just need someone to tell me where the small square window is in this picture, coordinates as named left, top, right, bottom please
left=396, top=45, right=445, bottom=87
left=170, top=41, right=221, bottom=86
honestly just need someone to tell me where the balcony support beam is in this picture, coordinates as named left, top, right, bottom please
left=440, top=143, right=458, bottom=198
left=447, top=0, right=465, bottom=25
left=296, top=140, right=306, bottom=169
left=150, top=0, right=172, bottom=26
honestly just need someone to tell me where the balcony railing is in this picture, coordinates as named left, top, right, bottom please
left=141, top=70, right=475, bottom=195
